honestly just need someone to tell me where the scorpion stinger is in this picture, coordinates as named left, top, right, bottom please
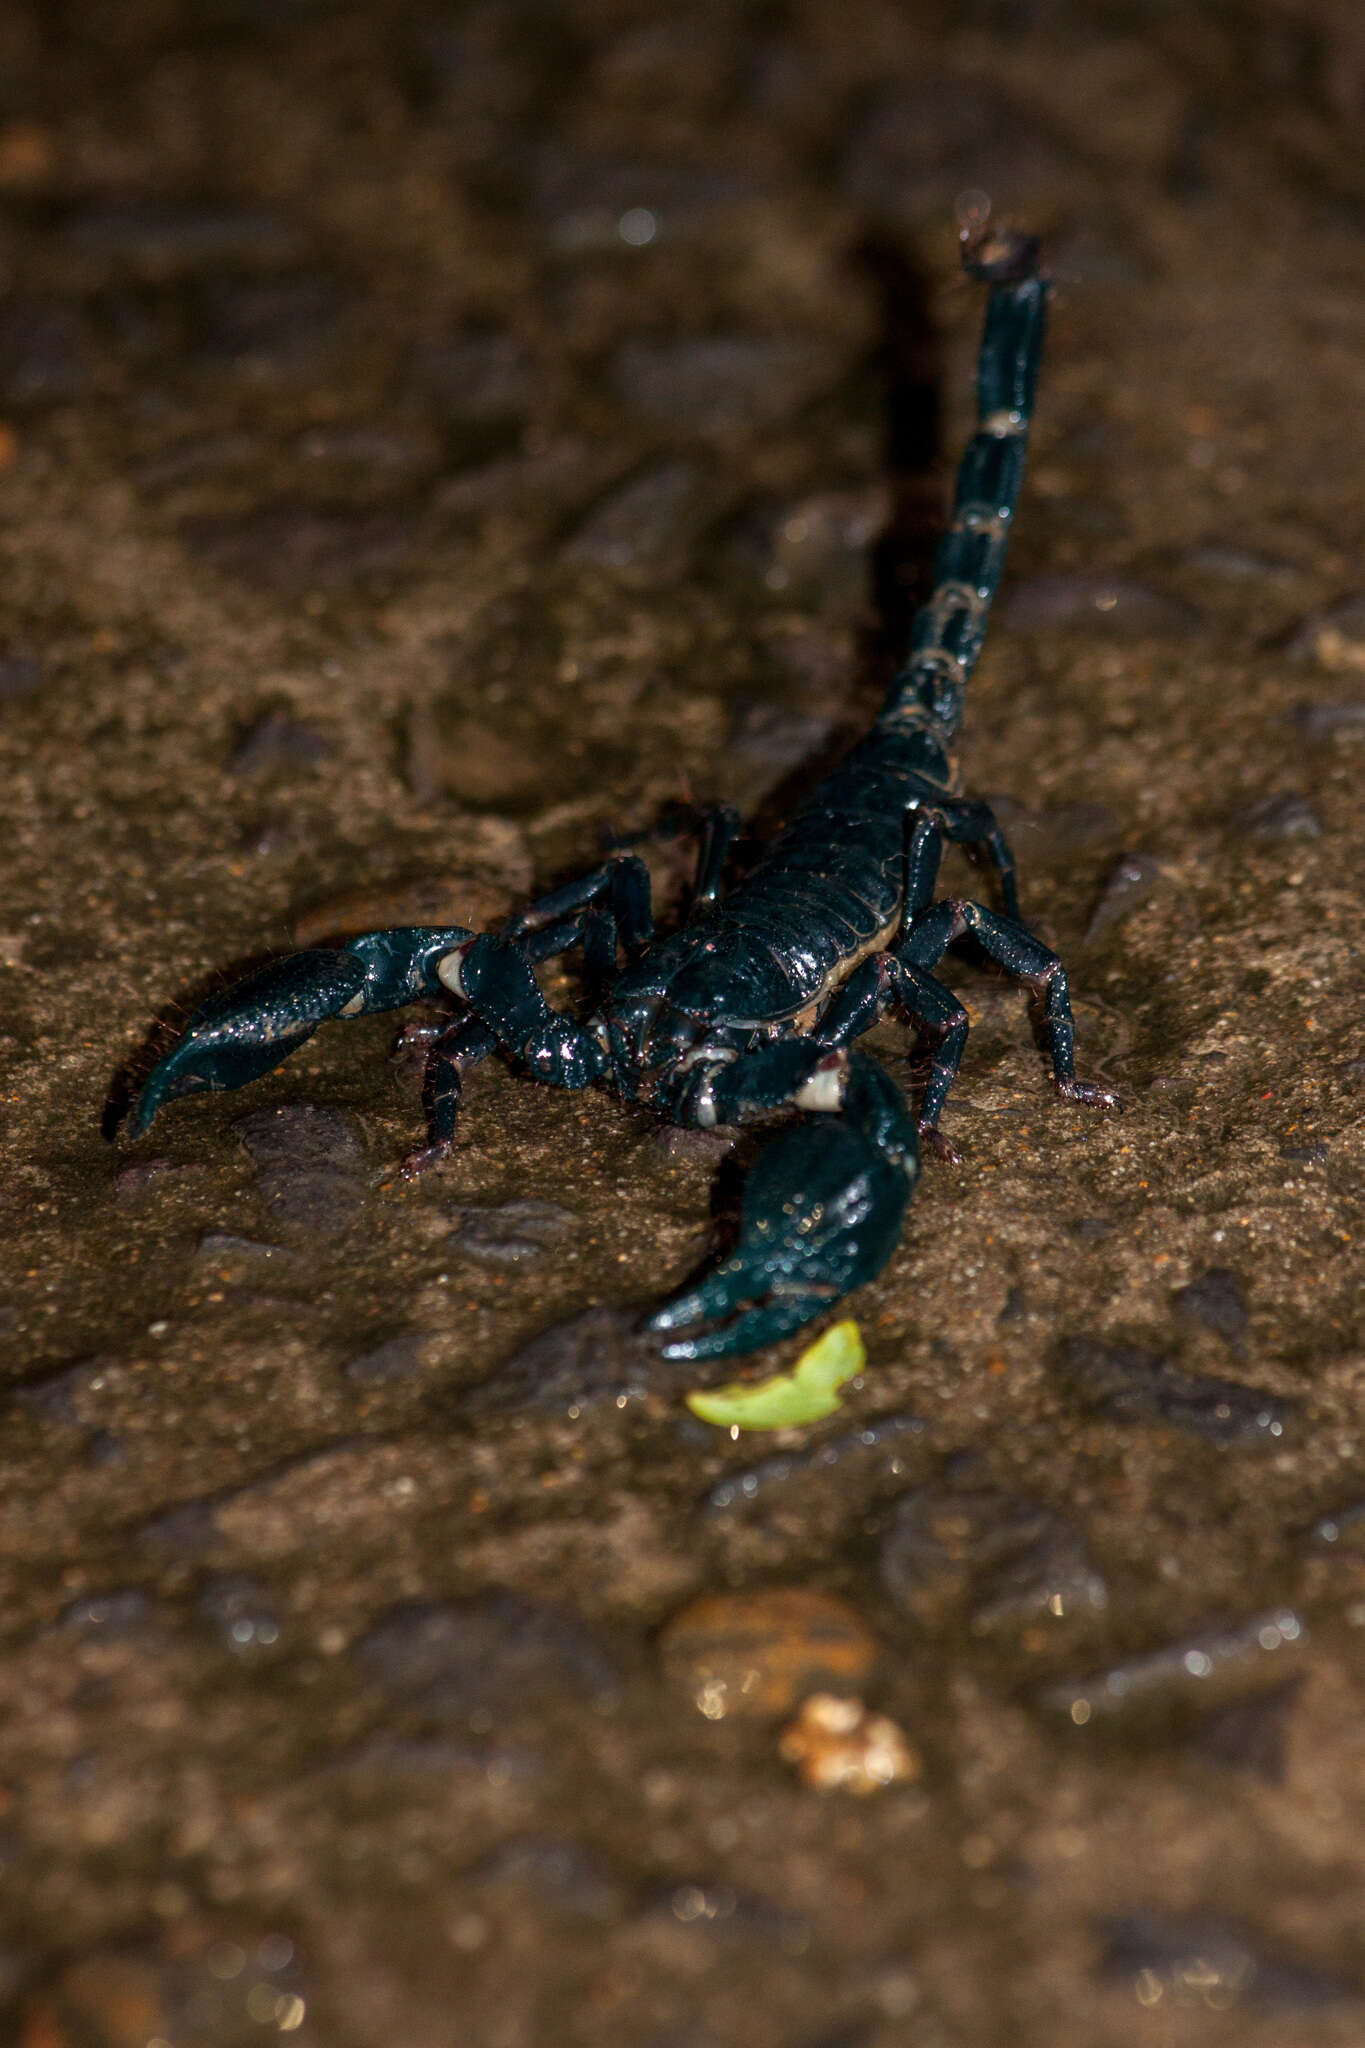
left=126, top=225, right=1117, bottom=1360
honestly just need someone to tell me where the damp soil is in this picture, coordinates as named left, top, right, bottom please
left=1, top=3, right=1364, bottom=2043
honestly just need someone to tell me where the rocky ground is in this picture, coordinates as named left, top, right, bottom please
left=0, top=1, right=1363, bottom=2042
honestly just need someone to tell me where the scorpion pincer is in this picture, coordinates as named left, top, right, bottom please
left=126, top=224, right=1117, bottom=1360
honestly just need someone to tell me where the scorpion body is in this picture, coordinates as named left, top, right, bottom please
left=129, top=227, right=1116, bottom=1359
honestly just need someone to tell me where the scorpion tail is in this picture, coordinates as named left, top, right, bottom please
left=645, top=1055, right=919, bottom=1361
left=881, top=224, right=1047, bottom=741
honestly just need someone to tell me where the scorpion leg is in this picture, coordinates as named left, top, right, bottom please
left=690, top=805, right=742, bottom=909
left=129, top=925, right=475, bottom=1137
left=917, top=898, right=1120, bottom=1110
left=396, top=1015, right=499, bottom=1178
left=812, top=940, right=971, bottom=1161
left=446, top=933, right=608, bottom=1090
left=401, top=908, right=619, bottom=1176
left=647, top=1051, right=919, bottom=1360
left=504, top=852, right=653, bottom=957
left=937, top=796, right=1021, bottom=922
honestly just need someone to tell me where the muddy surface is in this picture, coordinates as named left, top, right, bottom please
left=0, top=2, right=1363, bottom=2042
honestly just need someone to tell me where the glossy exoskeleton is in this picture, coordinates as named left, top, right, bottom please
left=129, top=227, right=1116, bottom=1359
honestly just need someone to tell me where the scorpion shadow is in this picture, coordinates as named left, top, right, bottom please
left=857, top=230, right=948, bottom=666
left=737, top=232, right=947, bottom=850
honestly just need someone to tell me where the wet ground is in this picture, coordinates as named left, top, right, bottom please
left=1, top=1, right=1364, bottom=2041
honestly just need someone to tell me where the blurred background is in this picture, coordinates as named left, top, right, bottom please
left=0, top=4, right=1363, bottom=2044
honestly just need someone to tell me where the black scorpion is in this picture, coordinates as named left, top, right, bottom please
left=128, top=226, right=1117, bottom=1359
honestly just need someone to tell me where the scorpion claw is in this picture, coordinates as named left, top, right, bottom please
left=645, top=1099, right=915, bottom=1360
left=128, top=950, right=367, bottom=1137
left=653, top=1293, right=828, bottom=1363
left=128, top=928, right=477, bottom=1139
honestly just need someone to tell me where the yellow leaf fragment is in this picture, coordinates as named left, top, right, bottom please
left=685, top=1320, right=866, bottom=1431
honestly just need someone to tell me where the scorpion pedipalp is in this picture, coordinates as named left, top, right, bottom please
left=129, top=925, right=475, bottom=1138
left=128, top=948, right=370, bottom=1137
left=124, top=231, right=1122, bottom=1360
left=646, top=1054, right=919, bottom=1360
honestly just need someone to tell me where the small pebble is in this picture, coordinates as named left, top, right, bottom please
left=1039, top=1607, right=1306, bottom=1725
left=113, top=1153, right=205, bottom=1199
left=455, top=1305, right=671, bottom=1417
left=1002, top=573, right=1201, bottom=636
left=295, top=421, right=437, bottom=480
left=1232, top=791, right=1320, bottom=840
left=353, top=1593, right=620, bottom=1715
left=654, top=1884, right=810, bottom=1966
left=1187, top=1673, right=1304, bottom=1783
left=1098, top=1911, right=1352, bottom=2012
left=1287, top=699, right=1365, bottom=739
left=778, top=1693, right=920, bottom=1795
left=610, top=335, right=837, bottom=432
left=182, top=502, right=413, bottom=595
left=83, top=1429, right=127, bottom=1470
left=1285, top=591, right=1365, bottom=669
left=652, top=1125, right=736, bottom=1164
left=0, top=297, right=86, bottom=404
left=62, top=200, right=295, bottom=274
left=997, top=1286, right=1028, bottom=1324
left=1172, top=1267, right=1247, bottom=1346
left=1183, top=542, right=1299, bottom=583
left=188, top=271, right=347, bottom=375
left=195, top=1231, right=292, bottom=1268
left=881, top=1488, right=1106, bottom=1634
left=13, top=1356, right=117, bottom=1425
left=1057, top=1337, right=1292, bottom=1444
left=468, top=1836, right=624, bottom=1922
left=647, top=1880, right=806, bottom=1948
left=194, top=1573, right=284, bottom=1654
left=227, top=711, right=333, bottom=778
left=704, top=1414, right=924, bottom=1514
left=1084, top=852, right=1163, bottom=940
left=450, top=1199, right=575, bottom=1265
left=235, top=1104, right=365, bottom=1240
left=529, top=147, right=759, bottom=251
left=342, top=1333, right=428, bottom=1384
left=0, top=654, right=38, bottom=698
left=659, top=1586, right=876, bottom=1720
left=59, top=1588, right=153, bottom=1638
left=563, top=461, right=704, bottom=573
left=407, top=331, right=531, bottom=419
left=137, top=1496, right=221, bottom=1558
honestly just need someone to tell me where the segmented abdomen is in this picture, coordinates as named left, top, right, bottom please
left=704, top=729, right=943, bottom=1016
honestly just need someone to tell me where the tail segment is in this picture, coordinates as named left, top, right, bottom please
left=881, top=227, right=1048, bottom=741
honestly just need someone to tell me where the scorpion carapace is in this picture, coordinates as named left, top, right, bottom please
left=128, top=225, right=1117, bottom=1359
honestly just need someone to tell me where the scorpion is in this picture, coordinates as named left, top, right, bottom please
left=127, top=225, right=1117, bottom=1361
